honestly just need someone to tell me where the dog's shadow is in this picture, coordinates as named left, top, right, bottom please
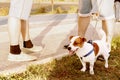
left=40, top=54, right=106, bottom=79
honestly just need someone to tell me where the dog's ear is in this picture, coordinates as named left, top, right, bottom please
left=82, top=38, right=87, bottom=42
left=69, top=36, right=73, bottom=40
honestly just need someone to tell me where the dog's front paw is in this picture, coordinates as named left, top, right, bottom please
left=81, top=67, right=86, bottom=72
left=90, top=70, right=94, bottom=75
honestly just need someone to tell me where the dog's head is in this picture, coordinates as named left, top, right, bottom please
left=67, top=36, right=87, bottom=55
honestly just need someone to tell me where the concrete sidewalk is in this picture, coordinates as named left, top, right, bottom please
left=0, top=14, right=120, bottom=75
left=0, top=14, right=78, bottom=75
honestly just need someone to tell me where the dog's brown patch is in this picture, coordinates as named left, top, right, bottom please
left=73, top=37, right=86, bottom=47
left=93, top=42, right=99, bottom=56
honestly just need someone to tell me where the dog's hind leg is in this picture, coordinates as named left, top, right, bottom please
left=103, top=53, right=110, bottom=68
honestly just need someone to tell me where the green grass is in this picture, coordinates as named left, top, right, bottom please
left=0, top=7, right=9, bottom=16
left=0, top=3, right=78, bottom=16
left=31, top=6, right=78, bottom=15
left=112, top=36, right=120, bottom=50
left=0, top=6, right=78, bottom=16
left=0, top=37, right=120, bottom=80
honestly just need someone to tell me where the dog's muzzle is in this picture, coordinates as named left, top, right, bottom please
left=68, top=47, right=71, bottom=50
left=67, top=47, right=78, bottom=55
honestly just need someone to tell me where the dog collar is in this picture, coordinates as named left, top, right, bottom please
left=83, top=49, right=94, bottom=57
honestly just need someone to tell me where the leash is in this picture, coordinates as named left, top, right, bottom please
left=90, top=0, right=104, bottom=40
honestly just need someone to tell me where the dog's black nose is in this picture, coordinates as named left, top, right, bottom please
left=68, top=47, right=71, bottom=50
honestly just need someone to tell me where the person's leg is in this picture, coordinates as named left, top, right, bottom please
left=99, top=0, right=115, bottom=52
left=78, top=16, right=90, bottom=37
left=8, top=17, right=21, bottom=45
left=118, top=2, right=120, bottom=21
left=78, top=0, right=92, bottom=37
left=8, top=0, right=36, bottom=61
left=8, top=17, right=36, bottom=61
left=65, top=16, right=90, bottom=49
left=102, top=19, right=115, bottom=52
left=91, top=0, right=99, bottom=14
left=64, top=0, right=92, bottom=49
left=21, top=20, right=42, bottom=52
left=21, top=20, right=33, bottom=48
left=115, top=1, right=120, bottom=22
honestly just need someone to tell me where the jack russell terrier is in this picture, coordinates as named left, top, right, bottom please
left=67, top=35, right=110, bottom=75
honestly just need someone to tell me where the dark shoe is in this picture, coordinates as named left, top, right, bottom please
left=64, top=44, right=69, bottom=49
left=97, top=55, right=104, bottom=61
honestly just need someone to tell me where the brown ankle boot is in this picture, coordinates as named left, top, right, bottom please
left=23, top=40, right=33, bottom=48
left=10, top=45, right=21, bottom=54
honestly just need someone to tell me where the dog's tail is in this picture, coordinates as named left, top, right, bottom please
left=100, top=29, right=106, bottom=42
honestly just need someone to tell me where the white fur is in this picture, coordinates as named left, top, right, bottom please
left=68, top=36, right=110, bottom=75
